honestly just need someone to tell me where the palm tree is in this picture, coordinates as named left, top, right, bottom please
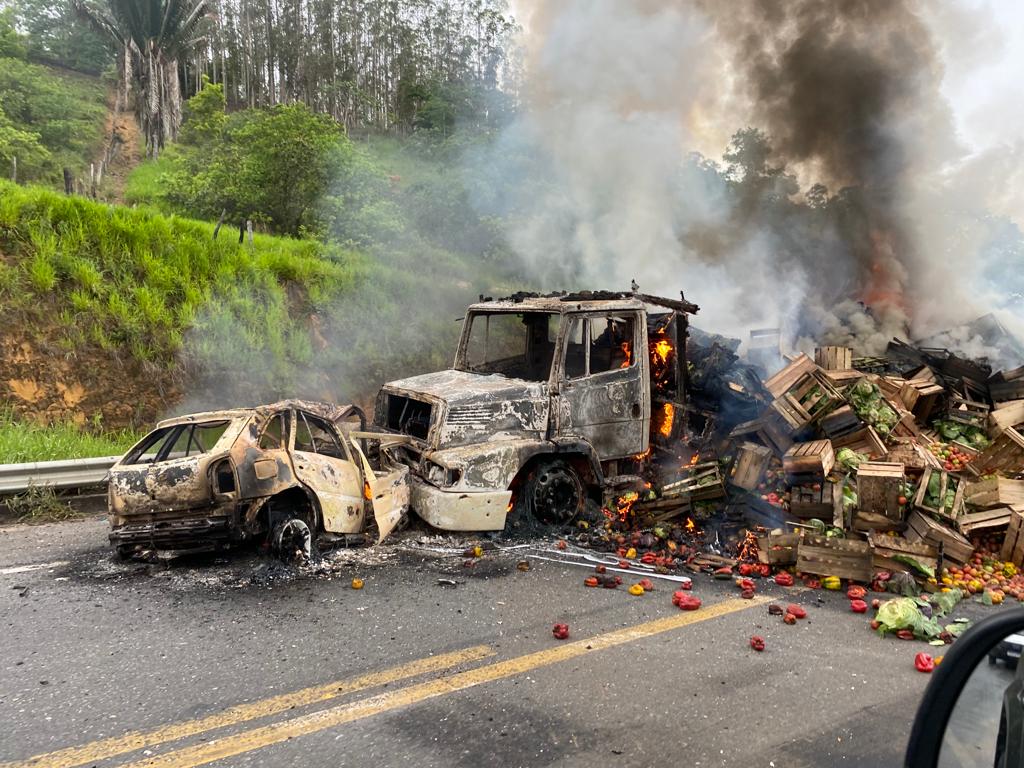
left=74, top=0, right=209, bottom=157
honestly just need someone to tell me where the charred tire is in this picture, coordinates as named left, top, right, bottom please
left=115, top=544, right=136, bottom=561
left=270, top=518, right=313, bottom=561
left=521, top=460, right=584, bottom=526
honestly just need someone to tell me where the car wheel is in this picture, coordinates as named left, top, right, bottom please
left=523, top=460, right=584, bottom=526
left=270, top=518, right=312, bottom=561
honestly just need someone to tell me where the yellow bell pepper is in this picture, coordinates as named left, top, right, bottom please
left=351, top=578, right=364, bottom=590
left=628, top=584, right=645, bottom=596
left=822, top=575, right=842, bottom=590
left=625, top=547, right=637, bottom=560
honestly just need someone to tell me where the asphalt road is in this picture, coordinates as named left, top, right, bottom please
left=0, top=516, right=999, bottom=768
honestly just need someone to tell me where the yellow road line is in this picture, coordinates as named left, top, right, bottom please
left=1, top=646, right=494, bottom=768
left=123, top=598, right=766, bottom=768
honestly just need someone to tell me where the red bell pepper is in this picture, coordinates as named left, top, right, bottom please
left=736, top=578, right=756, bottom=591
left=804, top=577, right=821, bottom=590
left=738, top=563, right=755, bottom=577
left=584, top=576, right=599, bottom=587
left=750, top=635, right=766, bottom=652
left=638, top=578, right=655, bottom=591
left=758, top=564, right=772, bottom=578
left=552, top=623, right=570, bottom=640
left=847, top=585, right=867, bottom=600
left=595, top=564, right=607, bottom=574
left=740, top=588, right=755, bottom=599
left=618, top=560, right=630, bottom=569
left=675, top=593, right=702, bottom=611
left=870, top=619, right=881, bottom=630
left=774, top=572, right=794, bottom=587
left=897, top=629, right=915, bottom=641
left=914, top=653, right=934, bottom=673
left=850, top=599, right=868, bottom=613
left=786, top=604, right=807, bottom=619
left=783, top=613, right=797, bottom=625
left=713, top=567, right=734, bottom=580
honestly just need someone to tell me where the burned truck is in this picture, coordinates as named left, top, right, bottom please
left=372, top=291, right=698, bottom=531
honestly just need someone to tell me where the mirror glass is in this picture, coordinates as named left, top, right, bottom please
left=939, top=631, right=1024, bottom=767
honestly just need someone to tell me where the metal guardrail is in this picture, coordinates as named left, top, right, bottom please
left=0, top=456, right=119, bottom=495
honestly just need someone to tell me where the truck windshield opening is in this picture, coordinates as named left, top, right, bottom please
left=460, top=311, right=560, bottom=382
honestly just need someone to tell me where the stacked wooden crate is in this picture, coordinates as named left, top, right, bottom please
left=854, top=462, right=906, bottom=532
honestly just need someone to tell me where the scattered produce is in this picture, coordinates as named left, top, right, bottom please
left=914, top=653, right=935, bottom=673
left=628, top=583, right=645, bottom=596
left=584, top=576, right=599, bottom=588
left=351, top=578, right=364, bottom=590
left=750, top=635, right=766, bottom=652
left=552, top=623, right=570, bottom=640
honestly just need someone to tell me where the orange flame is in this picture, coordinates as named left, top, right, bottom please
left=363, top=481, right=372, bottom=500
left=653, top=339, right=672, bottom=364
left=615, top=492, right=638, bottom=521
left=685, top=517, right=696, bottom=532
left=659, top=402, right=675, bottom=438
left=620, top=341, right=632, bottom=368
left=633, top=446, right=652, bottom=461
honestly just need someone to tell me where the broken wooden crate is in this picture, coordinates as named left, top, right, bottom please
left=867, top=532, right=941, bottom=576
left=819, top=405, right=863, bottom=438
left=906, top=510, right=974, bottom=564
left=885, top=439, right=942, bottom=474
left=789, top=482, right=841, bottom=521
left=783, top=440, right=835, bottom=480
left=913, top=468, right=965, bottom=523
left=856, top=462, right=906, bottom=522
left=973, top=427, right=1024, bottom=478
left=659, top=461, right=725, bottom=502
left=1000, top=508, right=1024, bottom=567
left=956, top=507, right=1017, bottom=537
left=728, top=442, right=773, bottom=491
left=963, top=477, right=1024, bottom=509
left=989, top=366, right=1024, bottom=404
left=729, top=412, right=794, bottom=457
left=796, top=534, right=873, bottom=581
left=763, top=354, right=817, bottom=399
left=756, top=531, right=800, bottom=565
left=833, top=426, right=888, bottom=461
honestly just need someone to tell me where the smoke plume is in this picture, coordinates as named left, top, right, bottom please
left=492, top=0, right=1024, bottom=364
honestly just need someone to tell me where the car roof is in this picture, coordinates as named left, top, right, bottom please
left=152, top=399, right=357, bottom=429
left=467, top=290, right=698, bottom=315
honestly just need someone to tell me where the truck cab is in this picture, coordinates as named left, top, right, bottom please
left=373, top=291, right=697, bottom=531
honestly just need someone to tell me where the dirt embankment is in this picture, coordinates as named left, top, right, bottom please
left=0, top=326, right=180, bottom=429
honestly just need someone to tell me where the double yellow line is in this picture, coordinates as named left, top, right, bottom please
left=6, top=598, right=763, bottom=768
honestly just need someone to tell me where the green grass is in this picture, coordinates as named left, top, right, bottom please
left=0, top=409, right=138, bottom=463
left=0, top=180, right=365, bottom=381
left=124, top=156, right=176, bottom=208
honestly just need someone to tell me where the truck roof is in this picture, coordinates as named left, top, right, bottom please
left=468, top=290, right=699, bottom=315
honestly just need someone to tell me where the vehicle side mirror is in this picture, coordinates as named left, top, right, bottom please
left=905, top=609, right=1024, bottom=767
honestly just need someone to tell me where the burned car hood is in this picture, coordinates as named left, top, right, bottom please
left=382, top=369, right=550, bottom=448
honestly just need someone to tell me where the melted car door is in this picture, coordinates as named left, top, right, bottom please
left=290, top=410, right=365, bottom=533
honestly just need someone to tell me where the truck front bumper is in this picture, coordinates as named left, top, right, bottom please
left=410, top=478, right=511, bottom=531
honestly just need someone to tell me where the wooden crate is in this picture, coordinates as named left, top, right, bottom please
left=790, top=481, right=840, bottom=521
left=824, top=368, right=865, bottom=388
left=857, top=462, right=906, bottom=521
left=796, top=534, right=874, bottom=581
left=957, top=506, right=1015, bottom=537
left=1000, top=508, right=1024, bottom=567
left=867, top=533, right=941, bottom=575
left=659, top=461, right=725, bottom=502
left=913, top=468, right=966, bottom=523
left=974, top=427, right=1024, bottom=477
left=771, top=371, right=845, bottom=431
left=886, top=439, right=942, bottom=474
left=906, top=510, right=974, bottom=564
left=764, top=354, right=818, bottom=399
left=756, top=531, right=800, bottom=565
left=783, top=440, right=835, bottom=478
left=729, top=413, right=794, bottom=457
left=815, top=346, right=853, bottom=371
left=990, top=367, right=1024, bottom=403
left=899, top=379, right=945, bottom=422
left=964, top=477, right=1024, bottom=509
left=946, top=394, right=991, bottom=429
left=833, top=426, right=888, bottom=461
left=988, top=400, right=1024, bottom=438
left=728, top=442, right=773, bottom=491
left=820, top=405, right=863, bottom=438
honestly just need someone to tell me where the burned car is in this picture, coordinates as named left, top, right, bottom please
left=373, top=290, right=697, bottom=532
left=108, top=400, right=409, bottom=558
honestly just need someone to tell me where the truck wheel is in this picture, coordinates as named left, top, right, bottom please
left=523, top=460, right=584, bottom=525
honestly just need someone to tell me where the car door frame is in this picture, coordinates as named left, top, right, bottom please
left=288, top=408, right=367, bottom=534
